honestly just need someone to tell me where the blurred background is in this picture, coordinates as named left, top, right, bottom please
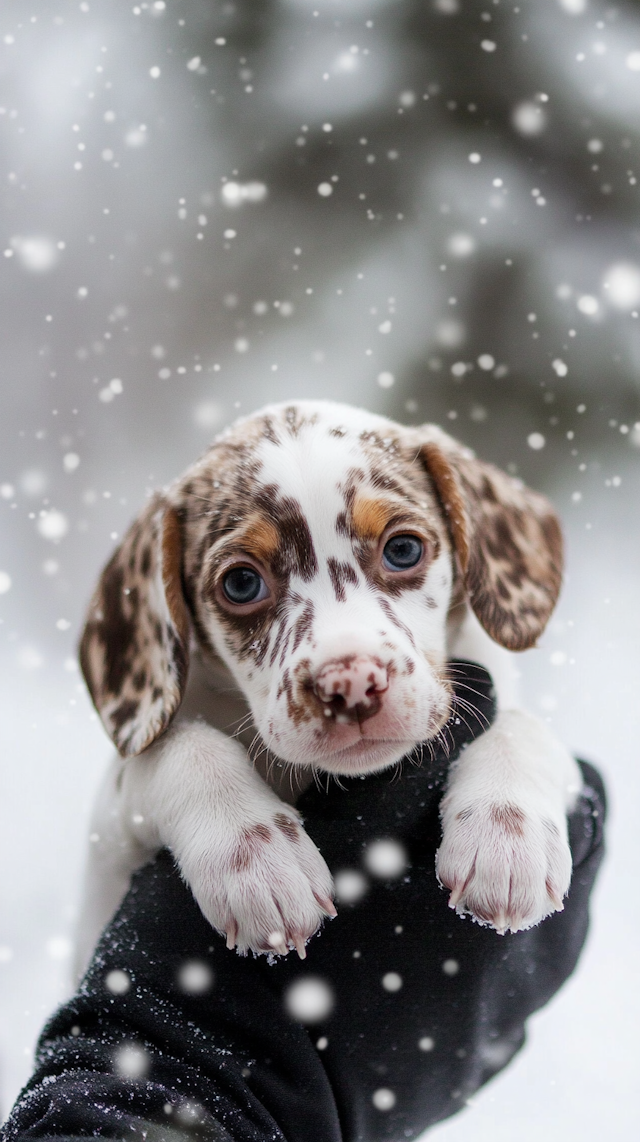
left=1, top=0, right=639, bottom=1135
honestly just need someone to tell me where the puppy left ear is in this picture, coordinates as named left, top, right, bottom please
left=419, top=429, right=563, bottom=651
left=79, top=495, right=190, bottom=757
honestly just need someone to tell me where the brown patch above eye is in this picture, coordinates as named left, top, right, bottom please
left=351, top=496, right=395, bottom=539
left=234, top=514, right=280, bottom=564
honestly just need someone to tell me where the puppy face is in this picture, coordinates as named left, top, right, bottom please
left=179, top=405, right=454, bottom=773
left=80, top=402, right=563, bottom=771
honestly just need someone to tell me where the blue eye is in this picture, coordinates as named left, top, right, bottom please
left=382, top=535, right=424, bottom=571
left=222, top=567, right=267, bottom=605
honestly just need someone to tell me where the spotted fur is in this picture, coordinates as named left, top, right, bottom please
left=419, top=435, right=562, bottom=651
left=79, top=497, right=189, bottom=756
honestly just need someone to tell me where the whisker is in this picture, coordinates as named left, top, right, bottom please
left=444, top=675, right=495, bottom=710
left=447, top=679, right=493, bottom=704
left=228, top=713, right=256, bottom=739
left=450, top=695, right=490, bottom=732
left=247, top=732, right=268, bottom=768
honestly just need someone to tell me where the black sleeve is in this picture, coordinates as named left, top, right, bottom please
left=1, top=664, right=606, bottom=1142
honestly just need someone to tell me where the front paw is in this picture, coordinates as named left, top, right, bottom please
left=436, top=800, right=572, bottom=934
left=185, top=811, right=336, bottom=957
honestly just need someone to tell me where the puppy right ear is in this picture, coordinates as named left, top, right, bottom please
left=79, top=496, right=190, bottom=757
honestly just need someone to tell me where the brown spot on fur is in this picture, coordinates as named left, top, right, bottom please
left=110, top=699, right=140, bottom=733
left=283, top=405, right=318, bottom=438
left=275, top=813, right=299, bottom=843
left=262, top=417, right=280, bottom=445
left=232, top=824, right=272, bottom=872
left=490, top=804, right=526, bottom=837
left=327, top=558, right=358, bottom=602
left=456, top=807, right=475, bottom=823
left=275, top=658, right=333, bottom=728
left=291, top=600, right=314, bottom=652
left=377, top=596, right=416, bottom=647
left=268, top=611, right=290, bottom=667
left=482, top=514, right=529, bottom=587
left=231, top=842, right=252, bottom=872
left=253, top=486, right=318, bottom=582
left=335, top=485, right=356, bottom=538
left=369, top=468, right=414, bottom=499
left=92, top=562, right=136, bottom=696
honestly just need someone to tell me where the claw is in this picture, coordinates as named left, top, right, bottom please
left=226, top=920, right=237, bottom=950
left=267, top=930, right=288, bottom=956
left=314, top=894, right=337, bottom=918
left=292, top=934, right=307, bottom=960
left=447, top=885, right=464, bottom=910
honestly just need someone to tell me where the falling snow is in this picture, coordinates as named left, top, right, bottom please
left=0, top=0, right=637, bottom=1130
left=284, top=977, right=335, bottom=1024
left=105, top=969, right=131, bottom=995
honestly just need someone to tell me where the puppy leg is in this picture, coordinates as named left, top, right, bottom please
left=436, top=710, right=583, bottom=933
left=112, top=719, right=335, bottom=957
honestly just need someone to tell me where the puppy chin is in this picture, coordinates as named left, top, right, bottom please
left=269, top=713, right=450, bottom=775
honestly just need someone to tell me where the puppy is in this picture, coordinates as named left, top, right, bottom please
left=76, top=400, right=582, bottom=971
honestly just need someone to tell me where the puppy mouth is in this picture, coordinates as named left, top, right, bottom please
left=307, top=732, right=417, bottom=774
left=323, top=734, right=410, bottom=757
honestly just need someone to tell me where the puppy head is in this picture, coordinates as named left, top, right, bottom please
left=80, top=401, right=562, bottom=771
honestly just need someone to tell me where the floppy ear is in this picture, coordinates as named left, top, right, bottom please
left=419, top=430, right=563, bottom=651
left=79, top=495, right=190, bottom=757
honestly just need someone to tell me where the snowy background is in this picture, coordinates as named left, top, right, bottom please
left=1, top=0, right=639, bottom=1135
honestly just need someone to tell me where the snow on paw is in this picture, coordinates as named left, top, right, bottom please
left=435, top=801, right=573, bottom=934
left=187, top=812, right=335, bottom=957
